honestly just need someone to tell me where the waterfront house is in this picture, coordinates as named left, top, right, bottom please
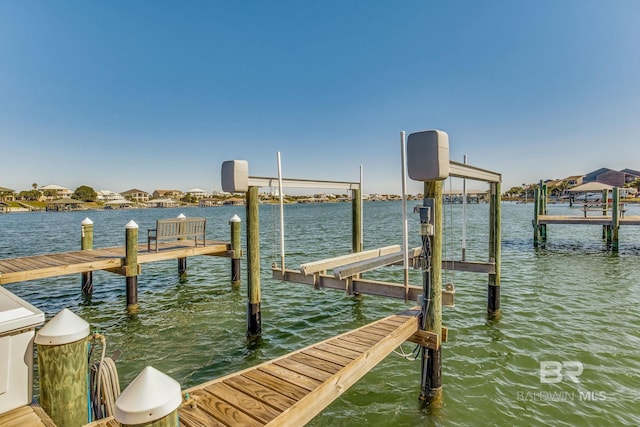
left=96, top=190, right=126, bottom=203
left=40, top=184, right=73, bottom=201
left=583, top=168, right=640, bottom=188
left=0, top=186, right=15, bottom=202
left=152, top=189, right=183, bottom=200
left=121, top=189, right=150, bottom=203
left=186, top=188, right=208, bottom=199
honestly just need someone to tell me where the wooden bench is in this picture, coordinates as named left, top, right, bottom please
left=147, top=217, right=207, bottom=252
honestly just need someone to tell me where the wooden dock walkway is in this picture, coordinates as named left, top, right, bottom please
left=85, top=310, right=422, bottom=427
left=0, top=240, right=230, bottom=285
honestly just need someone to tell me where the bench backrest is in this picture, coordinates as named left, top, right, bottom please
left=156, top=217, right=206, bottom=239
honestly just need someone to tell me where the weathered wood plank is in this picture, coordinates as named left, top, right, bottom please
left=258, top=364, right=321, bottom=392
left=243, top=370, right=311, bottom=401
left=204, top=382, right=281, bottom=424
left=224, top=375, right=296, bottom=412
left=329, top=337, right=373, bottom=353
left=288, top=353, right=343, bottom=375
left=313, top=342, right=361, bottom=360
left=273, top=358, right=334, bottom=382
left=191, top=389, right=262, bottom=426
left=179, top=403, right=227, bottom=427
left=302, top=347, right=353, bottom=366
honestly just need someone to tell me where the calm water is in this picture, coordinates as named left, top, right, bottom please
left=1, top=201, right=639, bottom=426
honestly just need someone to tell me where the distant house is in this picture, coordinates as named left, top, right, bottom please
left=0, top=186, right=15, bottom=202
left=121, top=189, right=149, bottom=203
left=96, top=190, right=125, bottom=202
left=622, top=168, right=640, bottom=184
left=152, top=190, right=183, bottom=199
left=186, top=188, right=208, bottom=199
left=40, top=184, right=73, bottom=201
left=563, top=175, right=584, bottom=187
left=583, top=168, right=640, bottom=188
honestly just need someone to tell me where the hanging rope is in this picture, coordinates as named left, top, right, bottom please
left=88, top=333, right=121, bottom=420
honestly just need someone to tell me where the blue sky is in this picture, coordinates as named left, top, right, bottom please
left=2, top=1, right=639, bottom=195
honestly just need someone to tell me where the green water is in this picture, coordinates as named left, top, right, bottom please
left=1, top=201, right=639, bottom=426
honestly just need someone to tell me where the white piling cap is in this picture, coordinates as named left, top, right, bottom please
left=35, top=308, right=90, bottom=346
left=177, top=213, right=186, bottom=219
left=81, top=217, right=93, bottom=225
left=125, top=220, right=139, bottom=229
left=229, top=214, right=241, bottom=223
left=115, top=366, right=182, bottom=425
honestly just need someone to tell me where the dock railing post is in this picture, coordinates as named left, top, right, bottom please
left=125, top=220, right=139, bottom=312
left=229, top=214, right=242, bottom=288
left=611, top=187, right=620, bottom=252
left=602, top=188, right=609, bottom=239
left=419, top=181, right=442, bottom=404
left=352, top=187, right=362, bottom=253
left=488, top=182, right=501, bottom=319
left=177, top=213, right=187, bottom=280
left=540, top=180, right=547, bottom=242
left=246, top=186, right=261, bottom=338
left=533, top=186, right=540, bottom=248
left=81, top=217, right=94, bottom=296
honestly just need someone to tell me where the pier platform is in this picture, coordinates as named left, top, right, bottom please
left=537, top=214, right=640, bottom=226
left=0, top=240, right=230, bottom=285
left=85, top=310, right=422, bottom=427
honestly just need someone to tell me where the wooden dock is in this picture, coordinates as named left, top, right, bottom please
left=0, top=240, right=230, bottom=285
left=85, top=310, right=422, bottom=427
left=537, top=215, right=640, bottom=226
left=0, top=404, right=56, bottom=427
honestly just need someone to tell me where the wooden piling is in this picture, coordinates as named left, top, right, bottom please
left=611, top=187, right=620, bottom=252
left=602, top=188, right=608, bottom=239
left=419, top=181, right=442, bottom=404
left=177, top=214, right=187, bottom=280
left=533, top=187, right=540, bottom=248
left=81, top=218, right=94, bottom=296
left=125, top=221, right=139, bottom=312
left=246, top=186, right=261, bottom=338
left=352, top=187, right=362, bottom=253
left=230, top=215, right=242, bottom=288
left=488, top=182, right=501, bottom=319
left=540, top=181, right=547, bottom=242
left=37, top=339, right=88, bottom=427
